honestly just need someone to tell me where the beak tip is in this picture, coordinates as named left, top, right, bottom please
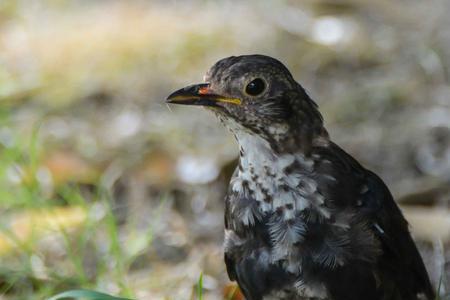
left=165, top=85, right=200, bottom=105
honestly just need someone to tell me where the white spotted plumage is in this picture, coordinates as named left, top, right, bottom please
left=224, top=119, right=331, bottom=265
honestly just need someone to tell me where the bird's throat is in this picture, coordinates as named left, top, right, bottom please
left=231, top=128, right=327, bottom=217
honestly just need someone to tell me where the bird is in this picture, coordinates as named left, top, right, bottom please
left=166, top=55, right=435, bottom=300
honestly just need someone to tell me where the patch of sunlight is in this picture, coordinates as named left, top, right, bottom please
left=0, top=206, right=87, bottom=255
left=311, top=16, right=355, bottom=46
left=402, top=206, right=450, bottom=243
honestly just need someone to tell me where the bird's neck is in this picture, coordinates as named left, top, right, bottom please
left=235, top=127, right=316, bottom=177
left=226, top=116, right=329, bottom=156
left=230, top=121, right=328, bottom=216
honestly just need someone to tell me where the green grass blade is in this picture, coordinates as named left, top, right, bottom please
left=47, top=289, right=135, bottom=300
left=197, top=273, right=203, bottom=300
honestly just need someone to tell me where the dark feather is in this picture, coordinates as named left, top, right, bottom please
left=316, top=143, right=435, bottom=300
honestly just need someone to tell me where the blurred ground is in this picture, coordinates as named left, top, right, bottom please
left=0, top=0, right=449, bottom=299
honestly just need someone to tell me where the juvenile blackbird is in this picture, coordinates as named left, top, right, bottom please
left=166, top=55, right=435, bottom=300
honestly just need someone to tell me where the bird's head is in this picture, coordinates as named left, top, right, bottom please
left=167, top=55, right=327, bottom=152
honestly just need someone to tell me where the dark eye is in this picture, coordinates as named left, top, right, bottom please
left=245, top=78, right=266, bottom=96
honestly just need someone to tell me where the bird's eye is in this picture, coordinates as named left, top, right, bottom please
left=245, top=78, right=266, bottom=96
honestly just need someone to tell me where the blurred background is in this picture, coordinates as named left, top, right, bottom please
left=0, top=0, right=449, bottom=299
